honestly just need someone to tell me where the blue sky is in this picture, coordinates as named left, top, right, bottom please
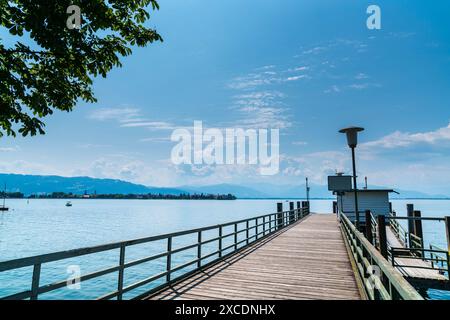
left=1, top=0, right=450, bottom=194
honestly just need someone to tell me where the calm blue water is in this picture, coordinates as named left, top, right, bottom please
left=0, top=199, right=449, bottom=299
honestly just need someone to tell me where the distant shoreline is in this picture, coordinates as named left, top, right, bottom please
left=4, top=197, right=450, bottom=201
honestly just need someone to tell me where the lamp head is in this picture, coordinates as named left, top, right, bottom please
left=339, top=126, right=364, bottom=148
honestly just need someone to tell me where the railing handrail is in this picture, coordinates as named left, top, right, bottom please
left=339, top=213, right=423, bottom=300
left=0, top=208, right=297, bottom=271
left=387, top=216, right=445, bottom=222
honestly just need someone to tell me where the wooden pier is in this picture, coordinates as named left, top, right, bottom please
left=0, top=202, right=436, bottom=300
left=147, top=215, right=362, bottom=300
left=387, top=228, right=447, bottom=282
left=364, top=208, right=450, bottom=293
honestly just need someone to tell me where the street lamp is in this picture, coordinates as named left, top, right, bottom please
left=339, top=126, right=364, bottom=229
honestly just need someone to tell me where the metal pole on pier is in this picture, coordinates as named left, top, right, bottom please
left=413, top=210, right=424, bottom=258
left=407, top=204, right=415, bottom=247
left=351, top=146, right=360, bottom=229
left=445, top=217, right=450, bottom=256
left=339, top=126, right=364, bottom=230
left=306, top=177, right=310, bottom=203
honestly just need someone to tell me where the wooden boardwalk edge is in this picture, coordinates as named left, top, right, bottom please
left=339, top=219, right=368, bottom=300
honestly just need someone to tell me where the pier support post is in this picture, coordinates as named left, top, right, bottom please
left=407, top=204, right=414, bottom=247
left=297, top=201, right=301, bottom=220
left=445, top=217, right=450, bottom=256
left=302, top=201, right=309, bottom=216
left=365, top=210, right=373, bottom=244
left=117, top=244, right=125, bottom=300
left=277, top=203, right=283, bottom=230
left=413, top=210, right=424, bottom=258
left=166, top=237, right=172, bottom=282
left=289, top=202, right=294, bottom=224
left=377, top=215, right=388, bottom=259
left=197, top=231, right=202, bottom=268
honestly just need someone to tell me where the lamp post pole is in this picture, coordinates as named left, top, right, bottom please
left=351, top=146, right=360, bottom=230
left=306, top=177, right=310, bottom=202
left=339, top=126, right=364, bottom=230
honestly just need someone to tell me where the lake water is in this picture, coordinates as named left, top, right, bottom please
left=0, top=199, right=449, bottom=300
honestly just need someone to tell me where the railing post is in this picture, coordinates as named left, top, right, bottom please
left=197, top=231, right=202, bottom=268
left=391, top=248, right=395, bottom=267
left=277, top=202, right=283, bottom=230
left=289, top=202, right=294, bottom=224
left=219, top=226, right=223, bottom=257
left=296, top=201, right=301, bottom=220
left=30, top=263, right=42, bottom=300
left=447, top=252, right=450, bottom=278
left=234, top=223, right=238, bottom=250
left=166, top=237, right=172, bottom=283
left=246, top=220, right=249, bottom=245
left=377, top=215, right=388, bottom=259
left=407, top=203, right=415, bottom=247
left=413, top=210, right=424, bottom=258
left=365, top=210, right=373, bottom=244
left=263, top=216, right=266, bottom=235
left=445, top=217, right=450, bottom=257
left=302, top=201, right=309, bottom=215
left=117, top=244, right=126, bottom=300
left=430, top=244, right=435, bottom=269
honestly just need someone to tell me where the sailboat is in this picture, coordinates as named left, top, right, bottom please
left=0, top=183, right=9, bottom=211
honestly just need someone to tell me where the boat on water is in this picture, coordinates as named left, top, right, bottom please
left=65, top=201, right=73, bottom=207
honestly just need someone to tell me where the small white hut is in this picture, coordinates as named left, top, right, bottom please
left=328, top=174, right=398, bottom=224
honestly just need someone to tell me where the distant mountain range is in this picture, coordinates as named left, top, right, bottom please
left=0, top=173, right=448, bottom=199
left=0, top=173, right=185, bottom=196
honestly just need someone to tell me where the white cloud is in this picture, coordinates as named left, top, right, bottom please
left=361, top=123, right=450, bottom=149
left=88, top=107, right=140, bottom=122
left=355, top=73, right=369, bottom=80
left=88, top=107, right=176, bottom=132
left=285, top=75, right=307, bottom=81
left=120, top=121, right=175, bottom=130
left=0, top=146, right=20, bottom=152
left=0, top=160, right=56, bottom=175
left=139, top=137, right=171, bottom=143
left=324, top=85, right=340, bottom=93
left=230, top=90, right=291, bottom=129
left=349, top=83, right=369, bottom=90
left=228, top=65, right=309, bottom=90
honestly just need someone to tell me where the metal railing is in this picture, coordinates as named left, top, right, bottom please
left=361, top=211, right=450, bottom=283
left=388, top=212, right=409, bottom=247
left=391, top=246, right=450, bottom=277
left=0, top=207, right=309, bottom=300
left=429, top=244, right=450, bottom=275
left=370, top=212, right=378, bottom=248
left=386, top=215, right=448, bottom=269
left=339, top=213, right=423, bottom=300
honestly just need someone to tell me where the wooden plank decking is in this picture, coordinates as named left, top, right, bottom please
left=146, top=214, right=362, bottom=300
left=386, top=227, right=447, bottom=281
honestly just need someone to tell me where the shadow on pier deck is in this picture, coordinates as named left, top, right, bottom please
left=146, top=214, right=362, bottom=300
